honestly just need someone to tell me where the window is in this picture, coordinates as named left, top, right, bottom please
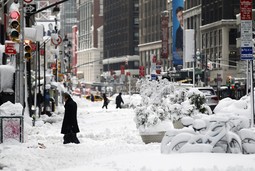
left=99, top=0, right=103, bottom=16
left=134, top=17, right=139, bottom=25
left=134, top=2, right=139, bottom=11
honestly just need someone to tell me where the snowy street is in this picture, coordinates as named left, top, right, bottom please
left=0, top=96, right=255, bottom=171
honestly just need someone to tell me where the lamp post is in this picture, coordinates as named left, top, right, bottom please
left=193, top=49, right=200, bottom=87
left=63, top=35, right=72, bottom=91
left=63, top=37, right=72, bottom=72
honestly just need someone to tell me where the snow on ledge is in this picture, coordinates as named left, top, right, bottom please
left=0, top=101, right=23, bottom=116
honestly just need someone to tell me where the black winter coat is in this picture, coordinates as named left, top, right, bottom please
left=116, top=95, right=124, bottom=105
left=61, top=98, right=80, bottom=134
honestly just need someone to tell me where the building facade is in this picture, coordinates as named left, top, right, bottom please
left=76, top=0, right=103, bottom=83
left=103, top=0, right=140, bottom=78
left=182, top=0, right=255, bottom=86
left=139, top=0, right=169, bottom=75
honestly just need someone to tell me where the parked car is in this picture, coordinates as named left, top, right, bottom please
left=84, top=95, right=103, bottom=102
left=197, top=87, right=219, bottom=111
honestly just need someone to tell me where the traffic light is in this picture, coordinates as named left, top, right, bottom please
left=24, top=43, right=32, bottom=59
left=8, top=2, right=20, bottom=41
left=226, top=76, right=231, bottom=86
left=58, top=60, right=61, bottom=73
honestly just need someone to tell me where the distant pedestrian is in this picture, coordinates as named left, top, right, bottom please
left=61, top=93, right=80, bottom=144
left=115, top=92, right=124, bottom=109
left=91, top=94, right=95, bottom=102
left=102, top=93, right=109, bottom=109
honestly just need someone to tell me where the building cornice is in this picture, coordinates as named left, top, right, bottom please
left=200, top=20, right=237, bottom=31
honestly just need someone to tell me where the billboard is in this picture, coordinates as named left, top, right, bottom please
left=36, top=20, right=61, bottom=37
left=172, top=0, right=184, bottom=66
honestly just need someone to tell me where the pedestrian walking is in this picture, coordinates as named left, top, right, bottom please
left=102, top=93, right=109, bottom=109
left=115, top=92, right=124, bottom=109
left=61, top=92, right=80, bottom=144
left=91, top=93, right=95, bottom=102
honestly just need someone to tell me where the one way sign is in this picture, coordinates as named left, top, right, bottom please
left=24, top=4, right=37, bottom=13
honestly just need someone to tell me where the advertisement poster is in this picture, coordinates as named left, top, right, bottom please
left=2, top=118, right=21, bottom=142
left=36, top=21, right=61, bottom=37
left=172, top=0, right=184, bottom=66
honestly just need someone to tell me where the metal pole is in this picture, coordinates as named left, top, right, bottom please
left=250, top=60, right=254, bottom=127
left=15, top=0, right=25, bottom=106
left=37, top=41, right=41, bottom=117
left=204, top=53, right=207, bottom=86
left=34, top=45, right=38, bottom=117
left=247, top=60, right=250, bottom=95
left=193, top=60, right=195, bottom=87
left=43, top=42, right=46, bottom=114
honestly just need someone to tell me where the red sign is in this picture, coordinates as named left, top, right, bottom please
left=240, top=0, right=252, bottom=20
left=152, top=55, right=157, bottom=63
left=51, top=35, right=62, bottom=46
left=139, top=66, right=145, bottom=77
left=24, top=0, right=33, bottom=3
left=30, top=43, right=36, bottom=51
left=161, top=16, right=169, bottom=58
left=120, top=65, right=125, bottom=74
left=5, top=41, right=17, bottom=55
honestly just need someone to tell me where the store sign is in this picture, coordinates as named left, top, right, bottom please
left=5, top=41, right=17, bottom=55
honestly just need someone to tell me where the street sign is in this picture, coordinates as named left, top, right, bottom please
left=5, top=41, right=17, bottom=55
left=51, top=35, right=62, bottom=46
left=24, top=0, right=33, bottom=3
left=24, top=4, right=36, bottom=13
left=240, top=0, right=253, bottom=60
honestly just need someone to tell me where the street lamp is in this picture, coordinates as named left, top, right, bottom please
left=193, top=49, right=200, bottom=87
left=63, top=35, right=72, bottom=73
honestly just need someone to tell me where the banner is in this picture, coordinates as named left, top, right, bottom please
left=161, top=15, right=169, bottom=58
left=172, top=0, right=184, bottom=66
left=184, top=29, right=195, bottom=62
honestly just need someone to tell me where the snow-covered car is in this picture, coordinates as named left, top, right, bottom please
left=197, top=87, right=219, bottom=111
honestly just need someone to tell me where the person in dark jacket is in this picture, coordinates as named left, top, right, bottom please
left=115, top=92, right=124, bottom=109
left=102, top=93, right=109, bottom=109
left=61, top=93, right=80, bottom=144
left=91, top=93, right=95, bottom=102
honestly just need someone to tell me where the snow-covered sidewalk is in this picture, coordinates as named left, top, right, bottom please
left=0, top=96, right=255, bottom=171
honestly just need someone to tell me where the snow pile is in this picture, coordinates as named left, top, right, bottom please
left=134, top=79, right=211, bottom=132
left=0, top=65, right=15, bottom=93
left=0, top=101, right=23, bottom=116
left=0, top=92, right=255, bottom=170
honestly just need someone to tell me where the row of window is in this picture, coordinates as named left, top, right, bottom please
left=103, top=61, right=139, bottom=72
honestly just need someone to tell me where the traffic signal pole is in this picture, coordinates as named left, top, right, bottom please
left=250, top=61, right=254, bottom=127
left=15, top=0, right=25, bottom=106
left=23, top=0, right=69, bottom=116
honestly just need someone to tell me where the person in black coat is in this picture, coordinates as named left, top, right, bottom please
left=61, top=93, right=80, bottom=144
left=91, top=93, right=95, bottom=102
left=115, top=92, right=124, bottom=109
left=102, top=93, right=109, bottom=109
